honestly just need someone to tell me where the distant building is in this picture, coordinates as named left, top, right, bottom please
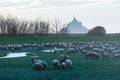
left=67, top=17, right=89, bottom=34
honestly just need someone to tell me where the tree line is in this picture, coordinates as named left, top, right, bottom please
left=0, top=14, right=67, bottom=35
left=0, top=14, right=106, bottom=36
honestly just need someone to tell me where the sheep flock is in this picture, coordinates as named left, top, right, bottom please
left=1, top=41, right=120, bottom=71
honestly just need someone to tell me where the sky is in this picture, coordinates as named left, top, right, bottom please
left=0, top=0, right=120, bottom=33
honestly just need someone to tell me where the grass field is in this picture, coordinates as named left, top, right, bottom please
left=0, top=35, right=120, bottom=80
left=0, top=35, right=120, bottom=44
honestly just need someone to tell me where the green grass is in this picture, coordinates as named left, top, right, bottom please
left=0, top=35, right=120, bottom=44
left=0, top=35, right=120, bottom=80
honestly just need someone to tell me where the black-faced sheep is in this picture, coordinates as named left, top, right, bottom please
left=33, top=59, right=49, bottom=70
left=59, top=55, right=70, bottom=63
left=33, top=62, right=44, bottom=71
left=52, top=59, right=60, bottom=69
left=37, top=60, right=49, bottom=70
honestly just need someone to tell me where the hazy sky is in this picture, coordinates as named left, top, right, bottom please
left=0, top=0, right=120, bottom=33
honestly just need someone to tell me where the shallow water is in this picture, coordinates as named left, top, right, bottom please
left=41, top=48, right=64, bottom=52
left=0, top=52, right=28, bottom=58
left=0, top=48, right=64, bottom=58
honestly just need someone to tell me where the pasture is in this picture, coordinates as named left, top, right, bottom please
left=0, top=35, right=120, bottom=80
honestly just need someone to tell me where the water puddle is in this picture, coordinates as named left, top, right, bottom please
left=41, top=48, right=64, bottom=52
left=0, top=52, right=28, bottom=58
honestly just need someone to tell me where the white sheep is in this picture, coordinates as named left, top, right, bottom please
left=33, top=61, right=44, bottom=71
left=86, top=52, right=100, bottom=60
left=67, top=47, right=75, bottom=54
left=65, top=59, right=72, bottom=68
left=59, top=54, right=70, bottom=63
left=102, top=52, right=109, bottom=59
left=37, top=60, right=49, bottom=70
left=33, top=59, right=41, bottom=64
left=30, top=55, right=40, bottom=64
left=52, top=59, right=60, bottom=69
left=112, top=53, right=120, bottom=59
left=60, top=62, right=67, bottom=69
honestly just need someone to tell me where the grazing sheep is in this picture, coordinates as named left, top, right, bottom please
left=86, top=52, right=100, bottom=60
left=37, top=60, right=49, bottom=70
left=60, top=62, right=67, bottom=69
left=59, top=55, right=65, bottom=62
left=33, top=62, right=44, bottom=71
left=52, top=59, right=60, bottom=69
left=33, top=59, right=40, bottom=63
left=33, top=59, right=49, bottom=70
left=112, top=53, right=120, bottom=59
left=30, top=54, right=40, bottom=64
left=81, top=50, right=87, bottom=55
left=101, top=52, right=109, bottom=60
left=67, top=48, right=75, bottom=54
left=59, top=55, right=70, bottom=63
left=65, top=59, right=72, bottom=68
left=53, top=47, right=57, bottom=54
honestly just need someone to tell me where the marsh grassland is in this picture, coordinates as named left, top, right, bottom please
left=0, top=35, right=120, bottom=80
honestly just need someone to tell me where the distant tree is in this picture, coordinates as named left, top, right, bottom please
left=87, top=26, right=106, bottom=36
left=53, top=19, right=61, bottom=34
left=60, top=24, right=68, bottom=34
left=18, top=21, right=29, bottom=34
left=0, top=15, right=6, bottom=34
left=6, top=15, right=19, bottom=35
left=33, top=18, right=50, bottom=35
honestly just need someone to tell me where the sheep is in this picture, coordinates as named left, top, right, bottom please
left=53, top=47, right=57, bottom=54
left=33, top=59, right=49, bottom=70
left=59, top=55, right=70, bottom=63
left=37, top=60, right=49, bottom=70
left=65, top=59, right=72, bottom=68
left=86, top=52, right=100, bottom=60
left=33, top=62, right=44, bottom=71
left=67, top=47, right=76, bottom=54
left=60, top=62, right=67, bottom=69
left=33, top=59, right=40, bottom=63
left=81, top=50, right=87, bottom=55
left=30, top=54, right=40, bottom=64
left=59, top=54, right=65, bottom=62
left=101, top=52, right=109, bottom=60
left=52, top=59, right=60, bottom=69
left=112, top=53, right=120, bottom=59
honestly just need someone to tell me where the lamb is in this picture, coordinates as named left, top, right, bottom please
left=52, top=59, right=60, bottom=69
left=65, top=59, right=72, bottom=68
